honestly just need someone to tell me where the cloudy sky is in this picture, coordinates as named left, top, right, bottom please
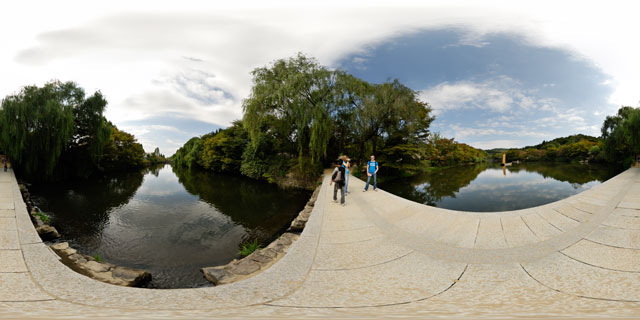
left=1, top=1, right=639, bottom=154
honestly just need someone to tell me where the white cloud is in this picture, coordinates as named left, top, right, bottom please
left=420, top=77, right=558, bottom=115
left=1, top=0, right=639, bottom=151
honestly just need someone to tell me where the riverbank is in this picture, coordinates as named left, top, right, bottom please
left=201, top=185, right=320, bottom=285
left=17, top=182, right=152, bottom=287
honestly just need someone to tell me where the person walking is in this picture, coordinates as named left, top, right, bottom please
left=363, top=154, right=378, bottom=192
left=2, top=157, right=6, bottom=172
left=341, top=155, right=351, bottom=195
left=330, top=160, right=347, bottom=206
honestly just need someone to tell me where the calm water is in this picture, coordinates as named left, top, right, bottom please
left=30, top=165, right=310, bottom=288
left=381, top=162, right=623, bottom=212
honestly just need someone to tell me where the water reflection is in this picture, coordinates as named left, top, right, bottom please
left=30, top=164, right=310, bottom=288
left=380, top=162, right=622, bottom=212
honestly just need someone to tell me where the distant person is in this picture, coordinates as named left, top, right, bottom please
left=330, top=160, right=346, bottom=206
left=363, top=154, right=379, bottom=192
left=341, top=155, right=351, bottom=194
left=2, top=157, right=6, bottom=172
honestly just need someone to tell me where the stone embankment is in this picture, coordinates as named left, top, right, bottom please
left=17, top=183, right=152, bottom=288
left=50, top=242, right=151, bottom=287
left=19, top=184, right=61, bottom=240
left=202, top=185, right=320, bottom=285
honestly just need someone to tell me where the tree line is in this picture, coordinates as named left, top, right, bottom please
left=485, top=106, right=640, bottom=168
left=173, top=54, right=487, bottom=189
left=0, top=80, right=164, bottom=181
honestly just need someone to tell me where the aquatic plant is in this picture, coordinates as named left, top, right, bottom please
left=239, top=239, right=261, bottom=257
left=34, top=212, right=50, bottom=224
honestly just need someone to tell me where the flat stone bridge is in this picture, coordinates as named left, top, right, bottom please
left=1, top=167, right=640, bottom=319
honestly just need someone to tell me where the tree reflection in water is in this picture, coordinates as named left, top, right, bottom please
left=29, top=164, right=310, bottom=288
left=381, top=162, right=622, bottom=212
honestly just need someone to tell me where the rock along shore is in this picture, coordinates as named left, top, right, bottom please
left=18, top=183, right=152, bottom=288
left=201, top=185, right=320, bottom=285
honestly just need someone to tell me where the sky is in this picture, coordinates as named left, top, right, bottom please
left=1, top=1, right=639, bottom=155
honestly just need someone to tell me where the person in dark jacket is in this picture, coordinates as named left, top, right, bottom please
left=330, top=162, right=346, bottom=206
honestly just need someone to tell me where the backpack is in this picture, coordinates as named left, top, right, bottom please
left=332, top=168, right=344, bottom=183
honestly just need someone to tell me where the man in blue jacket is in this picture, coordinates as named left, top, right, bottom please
left=363, top=154, right=378, bottom=192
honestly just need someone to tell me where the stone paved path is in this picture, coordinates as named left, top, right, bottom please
left=1, top=167, right=640, bottom=319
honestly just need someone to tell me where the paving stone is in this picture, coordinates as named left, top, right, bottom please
left=2, top=165, right=640, bottom=318
left=271, top=252, right=466, bottom=308
left=0, top=250, right=27, bottom=272
left=474, top=217, right=507, bottom=249
left=15, top=206, right=42, bottom=244
left=501, top=215, right=538, bottom=247
left=0, top=209, right=14, bottom=218
left=553, top=204, right=592, bottom=222
left=522, top=252, right=640, bottom=302
left=537, top=207, right=580, bottom=231
left=0, top=273, right=52, bottom=302
left=0, top=202, right=14, bottom=210
left=314, top=235, right=411, bottom=270
left=395, top=209, right=458, bottom=240
left=585, top=224, right=640, bottom=249
left=602, top=214, right=640, bottom=230
left=436, top=215, right=479, bottom=248
left=613, top=207, right=640, bottom=217
left=562, top=239, right=640, bottom=272
left=0, top=229, right=20, bottom=250
left=320, top=225, right=384, bottom=244
left=521, top=212, right=562, bottom=240
left=0, top=217, right=16, bottom=231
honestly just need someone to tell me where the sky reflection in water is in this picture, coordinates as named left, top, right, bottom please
left=381, top=162, right=622, bottom=212
left=30, top=165, right=310, bottom=289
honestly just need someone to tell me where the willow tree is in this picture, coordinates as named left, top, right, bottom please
left=0, top=81, right=76, bottom=178
left=0, top=80, right=111, bottom=180
left=242, top=53, right=336, bottom=167
left=602, top=106, right=640, bottom=166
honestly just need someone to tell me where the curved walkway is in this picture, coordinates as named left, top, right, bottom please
left=1, top=167, right=640, bottom=318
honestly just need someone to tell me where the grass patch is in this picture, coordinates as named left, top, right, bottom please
left=34, top=212, right=50, bottom=224
left=93, top=254, right=103, bottom=262
left=239, top=239, right=261, bottom=257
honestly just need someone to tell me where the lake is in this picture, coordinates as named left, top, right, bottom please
left=30, top=164, right=311, bottom=289
left=29, top=162, right=621, bottom=288
left=380, top=162, right=623, bottom=212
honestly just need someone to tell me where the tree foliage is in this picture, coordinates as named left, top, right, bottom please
left=145, top=147, right=168, bottom=165
left=333, top=74, right=435, bottom=164
left=0, top=80, right=110, bottom=180
left=174, top=53, right=480, bottom=187
left=172, top=137, right=203, bottom=169
left=486, top=134, right=605, bottom=163
left=602, top=106, right=640, bottom=167
left=100, top=123, right=146, bottom=171
left=199, top=121, right=248, bottom=172
left=243, top=53, right=336, bottom=166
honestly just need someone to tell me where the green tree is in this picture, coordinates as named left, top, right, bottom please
left=0, top=81, right=78, bottom=179
left=602, top=106, right=640, bottom=166
left=172, top=137, right=203, bottom=169
left=62, top=90, right=112, bottom=178
left=0, top=81, right=113, bottom=180
left=70, top=91, right=111, bottom=164
left=100, top=124, right=145, bottom=170
left=336, top=76, right=434, bottom=163
left=242, top=53, right=336, bottom=166
left=199, top=121, right=248, bottom=172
